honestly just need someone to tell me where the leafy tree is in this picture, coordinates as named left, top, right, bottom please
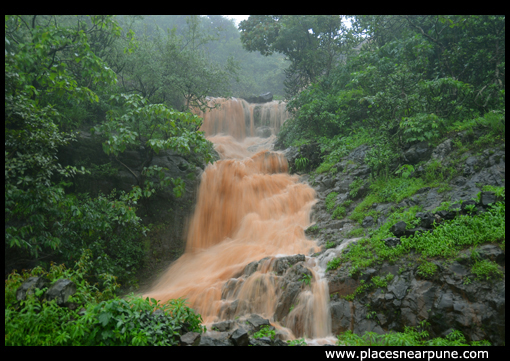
left=239, top=15, right=353, bottom=97
left=5, top=16, right=146, bottom=281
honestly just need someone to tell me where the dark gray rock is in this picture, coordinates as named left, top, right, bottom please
left=199, top=336, right=232, bottom=346
left=229, top=327, right=249, bottom=346
left=274, top=282, right=302, bottom=321
left=211, top=320, right=233, bottom=332
left=272, top=255, right=306, bottom=276
left=45, top=279, right=76, bottom=306
left=346, top=144, right=372, bottom=165
left=384, top=237, right=401, bottom=248
left=477, top=244, right=505, bottom=265
left=388, top=276, right=408, bottom=300
left=390, top=221, right=407, bottom=237
left=431, top=139, right=453, bottom=161
left=330, top=299, right=352, bottom=335
left=404, top=227, right=430, bottom=237
left=246, top=314, right=271, bottom=331
left=416, top=212, right=435, bottom=228
left=480, top=192, right=497, bottom=207
left=16, top=276, right=50, bottom=302
left=180, top=332, right=201, bottom=346
left=404, top=141, right=432, bottom=164
left=255, top=126, right=273, bottom=138
left=362, top=216, right=374, bottom=228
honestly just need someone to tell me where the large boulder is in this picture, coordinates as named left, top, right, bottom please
left=16, top=276, right=50, bottom=302
left=45, top=279, right=77, bottom=306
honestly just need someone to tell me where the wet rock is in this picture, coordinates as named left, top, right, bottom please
left=45, top=279, right=76, bottom=306
left=274, top=282, right=302, bottom=321
left=362, top=216, right=374, bottom=228
left=477, top=244, right=505, bottom=265
left=272, top=255, right=306, bottom=276
left=384, top=237, right=401, bottom=248
left=211, top=320, right=233, bottom=332
left=180, top=332, right=201, bottom=346
left=229, top=327, right=249, bottom=346
left=219, top=299, right=238, bottom=319
left=330, top=299, right=352, bottom=334
left=246, top=314, right=271, bottom=332
left=416, top=212, right=435, bottom=228
left=404, top=227, right=430, bottom=237
left=328, top=275, right=359, bottom=297
left=346, top=144, right=372, bottom=165
left=480, top=191, right=497, bottom=207
left=199, top=336, right=232, bottom=346
left=255, top=126, right=273, bottom=138
left=16, top=276, right=50, bottom=302
left=404, top=141, right=432, bottom=164
left=431, top=139, right=453, bottom=161
left=323, top=220, right=349, bottom=230
left=388, top=276, right=408, bottom=300
left=435, top=210, right=456, bottom=221
left=390, top=221, right=407, bottom=237
left=359, top=268, right=377, bottom=282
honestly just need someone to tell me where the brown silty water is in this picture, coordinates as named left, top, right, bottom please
left=144, top=98, right=332, bottom=340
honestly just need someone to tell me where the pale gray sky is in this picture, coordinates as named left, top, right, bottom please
left=223, top=15, right=249, bottom=26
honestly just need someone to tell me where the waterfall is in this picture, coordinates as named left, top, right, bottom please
left=144, top=98, right=333, bottom=341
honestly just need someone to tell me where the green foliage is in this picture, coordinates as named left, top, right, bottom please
left=294, top=157, right=309, bottom=172
left=349, top=178, right=365, bottom=198
left=371, top=273, right=394, bottom=288
left=326, top=257, right=342, bottom=272
left=253, top=325, right=276, bottom=340
left=347, top=228, right=365, bottom=238
left=287, top=338, right=307, bottom=346
left=471, top=259, right=504, bottom=281
left=276, top=15, right=505, bottom=172
left=325, top=192, right=338, bottom=212
left=417, top=260, right=438, bottom=278
left=395, top=164, right=414, bottom=179
left=300, top=273, right=313, bottom=286
left=93, top=93, right=213, bottom=201
left=239, top=15, right=353, bottom=97
left=337, top=325, right=489, bottom=346
left=482, top=185, right=505, bottom=199
left=332, top=206, right=347, bottom=220
left=5, top=250, right=205, bottom=346
left=325, top=241, right=337, bottom=249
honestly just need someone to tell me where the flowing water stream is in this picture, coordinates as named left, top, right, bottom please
left=144, top=98, right=335, bottom=342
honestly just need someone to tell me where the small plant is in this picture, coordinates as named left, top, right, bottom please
left=471, top=259, right=503, bottom=281
left=395, top=164, right=414, bottom=179
left=253, top=325, right=276, bottom=340
left=464, top=204, right=477, bottom=214
left=417, top=260, right=437, bottom=278
left=325, top=241, right=336, bottom=249
left=347, top=227, right=364, bottom=238
left=349, top=178, right=364, bottom=198
left=325, top=192, right=338, bottom=212
left=332, top=206, right=346, bottom=219
left=295, top=157, right=309, bottom=172
left=482, top=185, right=505, bottom=199
left=287, top=337, right=307, bottom=346
left=300, top=273, right=313, bottom=286
left=366, top=311, right=377, bottom=320
left=326, top=257, right=342, bottom=271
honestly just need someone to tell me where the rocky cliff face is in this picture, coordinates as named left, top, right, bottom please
left=283, top=131, right=505, bottom=345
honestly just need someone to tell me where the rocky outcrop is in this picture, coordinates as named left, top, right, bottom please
left=282, top=132, right=505, bottom=345
left=241, top=92, right=273, bottom=104
left=16, top=278, right=77, bottom=307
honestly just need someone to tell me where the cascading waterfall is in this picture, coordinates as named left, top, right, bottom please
left=144, top=98, right=332, bottom=341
